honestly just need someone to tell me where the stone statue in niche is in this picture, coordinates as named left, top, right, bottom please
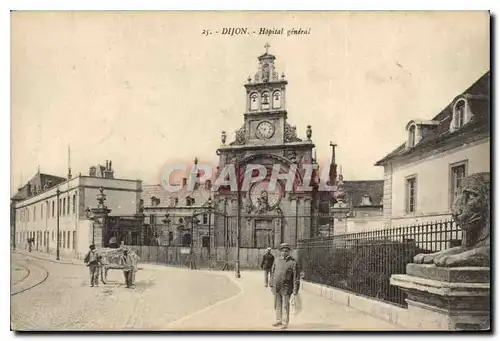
left=413, top=172, right=490, bottom=267
left=256, top=190, right=270, bottom=214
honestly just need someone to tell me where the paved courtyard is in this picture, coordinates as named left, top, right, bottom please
left=11, top=251, right=405, bottom=331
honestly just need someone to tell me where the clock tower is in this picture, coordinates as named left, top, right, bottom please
left=214, top=44, right=318, bottom=263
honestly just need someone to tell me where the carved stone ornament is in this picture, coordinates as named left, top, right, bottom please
left=413, top=172, right=490, bottom=267
left=306, top=125, right=312, bottom=140
left=284, top=150, right=297, bottom=162
left=284, top=122, right=302, bottom=143
left=230, top=125, right=246, bottom=145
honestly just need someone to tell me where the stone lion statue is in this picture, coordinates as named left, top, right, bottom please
left=413, top=172, right=490, bottom=267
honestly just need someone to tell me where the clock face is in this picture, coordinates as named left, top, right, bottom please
left=256, top=121, right=275, bottom=139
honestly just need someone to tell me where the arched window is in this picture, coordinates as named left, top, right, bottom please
left=455, top=100, right=466, bottom=128
left=261, top=92, right=270, bottom=110
left=250, top=93, right=259, bottom=111
left=272, top=90, right=282, bottom=109
left=408, top=125, right=416, bottom=148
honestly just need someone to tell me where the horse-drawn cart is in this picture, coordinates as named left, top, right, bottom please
left=95, top=246, right=139, bottom=283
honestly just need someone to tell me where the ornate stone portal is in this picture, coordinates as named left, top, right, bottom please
left=390, top=173, right=491, bottom=330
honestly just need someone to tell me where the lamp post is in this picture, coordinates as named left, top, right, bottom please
left=235, top=160, right=241, bottom=279
left=56, top=188, right=60, bottom=260
left=206, top=197, right=214, bottom=267
left=190, top=216, right=199, bottom=270
left=85, top=207, right=95, bottom=245
left=161, top=213, right=171, bottom=246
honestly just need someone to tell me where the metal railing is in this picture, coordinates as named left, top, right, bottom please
left=297, top=220, right=461, bottom=307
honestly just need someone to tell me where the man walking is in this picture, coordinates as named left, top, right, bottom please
left=261, top=247, right=275, bottom=287
left=120, top=248, right=134, bottom=288
left=84, top=244, right=99, bottom=287
left=270, top=243, right=300, bottom=330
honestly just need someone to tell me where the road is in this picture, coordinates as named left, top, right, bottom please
left=11, top=252, right=404, bottom=331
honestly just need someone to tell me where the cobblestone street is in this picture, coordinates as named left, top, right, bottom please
left=11, top=251, right=404, bottom=331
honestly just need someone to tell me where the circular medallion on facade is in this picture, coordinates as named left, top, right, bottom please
left=256, top=121, right=275, bottom=139
left=249, top=180, right=283, bottom=210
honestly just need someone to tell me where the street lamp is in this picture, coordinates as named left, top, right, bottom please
left=190, top=216, right=200, bottom=270
left=235, top=160, right=242, bottom=279
left=85, top=207, right=95, bottom=244
left=205, top=197, right=214, bottom=267
left=56, top=188, right=61, bottom=260
left=161, top=213, right=171, bottom=246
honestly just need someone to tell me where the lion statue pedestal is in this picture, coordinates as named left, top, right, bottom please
left=390, top=173, right=491, bottom=331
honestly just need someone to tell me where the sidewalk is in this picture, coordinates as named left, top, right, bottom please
left=166, top=270, right=406, bottom=331
left=12, top=249, right=83, bottom=266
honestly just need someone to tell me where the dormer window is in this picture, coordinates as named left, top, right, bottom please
left=405, top=120, right=439, bottom=149
left=450, top=97, right=473, bottom=132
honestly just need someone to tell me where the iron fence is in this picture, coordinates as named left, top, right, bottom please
left=297, top=219, right=461, bottom=307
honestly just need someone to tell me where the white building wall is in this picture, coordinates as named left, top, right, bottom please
left=388, top=138, right=489, bottom=226
left=13, top=176, right=142, bottom=257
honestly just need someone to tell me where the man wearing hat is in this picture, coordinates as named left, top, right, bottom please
left=270, top=243, right=300, bottom=329
left=260, top=247, right=275, bottom=287
left=84, top=244, right=99, bottom=287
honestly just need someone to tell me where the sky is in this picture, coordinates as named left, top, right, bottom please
left=10, top=11, right=490, bottom=195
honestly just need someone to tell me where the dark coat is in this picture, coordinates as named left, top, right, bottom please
left=270, top=256, right=300, bottom=295
left=261, top=252, right=275, bottom=270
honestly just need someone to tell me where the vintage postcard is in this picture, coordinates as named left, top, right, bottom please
left=10, top=11, right=490, bottom=331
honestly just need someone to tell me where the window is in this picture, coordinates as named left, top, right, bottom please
left=63, top=231, right=66, bottom=248
left=41, top=204, right=43, bottom=219
left=455, top=101, right=465, bottom=128
left=202, top=236, right=210, bottom=248
left=250, top=93, right=259, bottom=111
left=450, top=239, right=462, bottom=248
left=67, top=232, right=71, bottom=249
left=272, top=90, right=282, bottom=109
left=73, top=194, right=76, bottom=214
left=203, top=214, right=208, bottom=224
left=405, top=176, right=417, bottom=213
left=59, top=199, right=62, bottom=216
left=67, top=197, right=70, bottom=215
left=261, top=92, right=270, bottom=109
left=408, top=125, right=416, bottom=148
left=150, top=215, right=157, bottom=225
left=33, top=207, right=36, bottom=221
left=73, top=231, right=76, bottom=250
left=52, top=201, right=55, bottom=217
left=450, top=162, right=467, bottom=207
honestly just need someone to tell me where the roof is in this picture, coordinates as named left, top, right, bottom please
left=375, top=71, right=490, bottom=166
left=11, top=172, right=67, bottom=201
left=343, top=180, right=384, bottom=207
left=141, top=182, right=212, bottom=208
